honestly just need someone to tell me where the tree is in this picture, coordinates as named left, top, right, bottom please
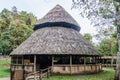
left=84, top=33, right=92, bottom=42
left=72, top=0, right=119, bottom=79
left=72, top=0, right=115, bottom=26
left=12, top=6, right=17, bottom=13
left=0, top=7, right=37, bottom=55
left=72, top=0, right=116, bottom=40
left=96, top=38, right=117, bottom=56
left=114, top=0, right=120, bottom=79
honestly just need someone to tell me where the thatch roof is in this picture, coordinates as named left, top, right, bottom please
left=10, top=5, right=100, bottom=56
left=10, top=27, right=100, bottom=56
left=34, top=5, right=80, bottom=31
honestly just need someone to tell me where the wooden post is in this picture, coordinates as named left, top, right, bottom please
left=70, top=55, right=72, bottom=75
left=84, top=56, right=86, bottom=72
left=100, top=57, right=102, bottom=70
left=95, top=57, right=98, bottom=72
left=22, top=55, right=23, bottom=65
left=91, top=57, right=93, bottom=70
left=34, top=55, right=36, bottom=80
left=22, top=56, right=25, bottom=80
left=52, top=56, right=54, bottom=72
left=47, top=69, right=49, bottom=78
left=96, top=57, right=98, bottom=64
left=111, top=56, right=114, bottom=67
left=98, top=57, right=100, bottom=71
left=10, top=57, right=12, bottom=80
left=34, top=55, right=36, bottom=72
left=40, top=70, right=42, bottom=80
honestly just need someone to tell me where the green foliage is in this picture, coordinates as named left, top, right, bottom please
left=0, top=7, right=37, bottom=55
left=72, top=0, right=117, bottom=56
left=72, top=0, right=115, bottom=25
left=96, top=38, right=117, bottom=56
left=84, top=33, right=92, bottom=42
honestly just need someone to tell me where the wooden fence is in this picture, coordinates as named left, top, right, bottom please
left=26, top=66, right=52, bottom=80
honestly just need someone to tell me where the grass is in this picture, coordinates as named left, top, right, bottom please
left=0, top=66, right=10, bottom=78
left=0, top=58, right=10, bottom=78
left=42, top=68, right=115, bottom=80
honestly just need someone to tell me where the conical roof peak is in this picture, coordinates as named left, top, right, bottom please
left=34, top=5, right=80, bottom=31
left=54, top=4, right=63, bottom=9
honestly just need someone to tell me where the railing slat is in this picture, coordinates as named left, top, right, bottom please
left=26, top=66, right=52, bottom=80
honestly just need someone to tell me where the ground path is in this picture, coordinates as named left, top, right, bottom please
left=0, top=77, right=10, bottom=80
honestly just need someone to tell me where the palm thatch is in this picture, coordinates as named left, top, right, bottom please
left=10, top=5, right=100, bottom=56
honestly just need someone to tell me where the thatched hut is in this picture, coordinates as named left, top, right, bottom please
left=10, top=5, right=102, bottom=80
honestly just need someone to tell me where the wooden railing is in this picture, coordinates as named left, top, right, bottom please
left=102, top=64, right=116, bottom=67
left=26, top=66, right=52, bottom=80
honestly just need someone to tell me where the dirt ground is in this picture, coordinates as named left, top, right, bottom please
left=0, top=77, right=10, bottom=80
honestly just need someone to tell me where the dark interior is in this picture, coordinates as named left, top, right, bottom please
left=36, top=55, right=52, bottom=69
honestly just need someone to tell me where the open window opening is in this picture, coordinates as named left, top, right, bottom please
left=54, top=55, right=70, bottom=65
left=11, top=56, right=22, bottom=64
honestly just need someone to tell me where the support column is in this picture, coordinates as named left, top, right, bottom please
left=22, top=56, right=25, bottom=80
left=10, top=57, right=12, bottom=80
left=95, top=57, right=97, bottom=72
left=100, top=56, right=103, bottom=70
left=22, top=56, right=24, bottom=65
left=52, top=56, right=54, bottom=72
left=102, top=59, right=104, bottom=64
left=84, top=56, right=86, bottom=72
left=34, top=55, right=36, bottom=72
left=111, top=56, right=114, bottom=67
left=34, top=55, right=36, bottom=80
left=98, top=57, right=100, bottom=71
left=70, top=55, right=72, bottom=75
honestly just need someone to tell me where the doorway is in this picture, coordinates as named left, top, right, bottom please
left=36, top=55, right=52, bottom=70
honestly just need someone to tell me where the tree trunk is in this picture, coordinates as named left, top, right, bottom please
left=115, top=1, right=120, bottom=80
